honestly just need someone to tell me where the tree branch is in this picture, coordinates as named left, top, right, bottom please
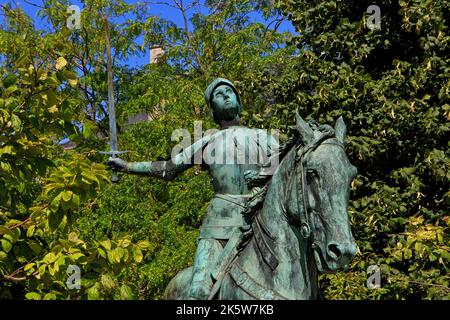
left=264, top=16, right=286, bottom=36
left=408, top=280, right=450, bottom=291
left=142, top=1, right=178, bottom=10
left=8, top=217, right=30, bottom=230
left=173, top=0, right=205, bottom=75
left=3, top=275, right=27, bottom=282
left=23, top=0, right=44, bottom=9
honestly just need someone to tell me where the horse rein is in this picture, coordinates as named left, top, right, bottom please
left=293, top=135, right=343, bottom=240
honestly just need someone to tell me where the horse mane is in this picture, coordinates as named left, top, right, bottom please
left=243, top=119, right=335, bottom=217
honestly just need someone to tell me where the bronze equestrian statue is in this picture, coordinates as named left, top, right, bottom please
left=107, top=78, right=357, bottom=299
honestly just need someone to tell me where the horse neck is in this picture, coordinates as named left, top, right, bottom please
left=258, top=147, right=296, bottom=240
left=257, top=148, right=320, bottom=299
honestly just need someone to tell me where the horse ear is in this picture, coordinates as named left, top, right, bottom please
left=334, top=116, right=347, bottom=144
left=295, top=111, right=314, bottom=144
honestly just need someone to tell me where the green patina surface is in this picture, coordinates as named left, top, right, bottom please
left=108, top=78, right=357, bottom=300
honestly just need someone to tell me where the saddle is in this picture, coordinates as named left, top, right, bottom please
left=207, top=184, right=285, bottom=300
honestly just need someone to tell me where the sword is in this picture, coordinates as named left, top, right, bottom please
left=99, top=16, right=127, bottom=182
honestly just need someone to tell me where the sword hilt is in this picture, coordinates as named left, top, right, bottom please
left=99, top=150, right=129, bottom=183
left=99, top=151, right=129, bottom=156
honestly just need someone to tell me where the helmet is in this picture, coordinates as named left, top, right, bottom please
left=205, top=78, right=242, bottom=123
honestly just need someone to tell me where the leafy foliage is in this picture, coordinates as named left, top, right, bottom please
left=1, top=0, right=448, bottom=300
left=270, top=0, right=449, bottom=299
left=0, top=1, right=152, bottom=300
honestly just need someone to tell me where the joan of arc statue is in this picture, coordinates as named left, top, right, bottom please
left=108, top=78, right=279, bottom=299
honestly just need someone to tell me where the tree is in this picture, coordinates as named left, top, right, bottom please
left=256, top=0, right=449, bottom=299
left=0, top=2, right=151, bottom=300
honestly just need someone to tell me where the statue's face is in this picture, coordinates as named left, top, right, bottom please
left=211, top=84, right=240, bottom=121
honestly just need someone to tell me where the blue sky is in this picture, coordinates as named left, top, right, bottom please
left=3, top=0, right=295, bottom=68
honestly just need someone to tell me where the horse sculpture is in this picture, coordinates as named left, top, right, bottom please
left=164, top=114, right=358, bottom=299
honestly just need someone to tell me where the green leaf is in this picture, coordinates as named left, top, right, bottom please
left=72, top=194, right=80, bottom=207
left=136, top=240, right=151, bottom=250
left=0, top=251, right=7, bottom=261
left=6, top=85, right=18, bottom=95
left=48, top=210, right=64, bottom=231
left=48, top=264, right=56, bottom=276
left=100, top=274, right=115, bottom=290
left=38, top=264, right=46, bottom=275
left=100, top=239, right=111, bottom=250
left=1, top=238, right=12, bottom=253
left=81, top=171, right=100, bottom=186
left=56, top=255, right=65, bottom=267
left=26, top=225, right=36, bottom=237
left=43, top=252, right=57, bottom=264
left=43, top=293, right=57, bottom=300
left=24, top=262, right=35, bottom=271
left=43, top=183, right=65, bottom=196
left=3, top=74, right=18, bottom=87
left=97, top=247, right=106, bottom=258
left=11, top=114, right=21, bottom=130
left=55, top=57, right=67, bottom=70
left=50, top=192, right=63, bottom=212
left=69, top=252, right=85, bottom=261
left=68, top=232, right=80, bottom=243
left=10, top=229, right=20, bottom=241
left=27, top=240, right=43, bottom=255
left=29, top=207, right=45, bottom=220
left=120, top=284, right=134, bottom=300
left=107, top=250, right=115, bottom=264
left=61, top=70, right=77, bottom=80
left=112, top=248, right=121, bottom=263
left=87, top=284, right=100, bottom=300
left=62, top=190, right=73, bottom=202
left=82, top=121, right=97, bottom=139
left=132, top=247, right=143, bottom=263
left=119, top=238, right=131, bottom=248
left=25, top=292, right=41, bottom=300
left=0, top=226, right=13, bottom=236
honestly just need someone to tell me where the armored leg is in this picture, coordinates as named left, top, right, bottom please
left=188, top=238, right=223, bottom=300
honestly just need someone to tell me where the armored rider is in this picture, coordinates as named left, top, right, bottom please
left=107, top=78, right=279, bottom=299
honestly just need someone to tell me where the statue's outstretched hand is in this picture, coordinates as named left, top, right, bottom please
left=107, top=157, right=128, bottom=172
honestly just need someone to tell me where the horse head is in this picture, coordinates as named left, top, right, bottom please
left=285, top=112, right=358, bottom=273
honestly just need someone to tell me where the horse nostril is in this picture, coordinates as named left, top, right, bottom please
left=327, top=244, right=342, bottom=259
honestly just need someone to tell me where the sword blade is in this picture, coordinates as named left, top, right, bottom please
left=104, top=16, right=119, bottom=182
left=103, top=16, right=118, bottom=154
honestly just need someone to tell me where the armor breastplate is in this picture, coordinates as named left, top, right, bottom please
left=199, top=194, right=253, bottom=240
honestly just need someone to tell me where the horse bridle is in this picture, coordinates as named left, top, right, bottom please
left=293, top=134, right=343, bottom=240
